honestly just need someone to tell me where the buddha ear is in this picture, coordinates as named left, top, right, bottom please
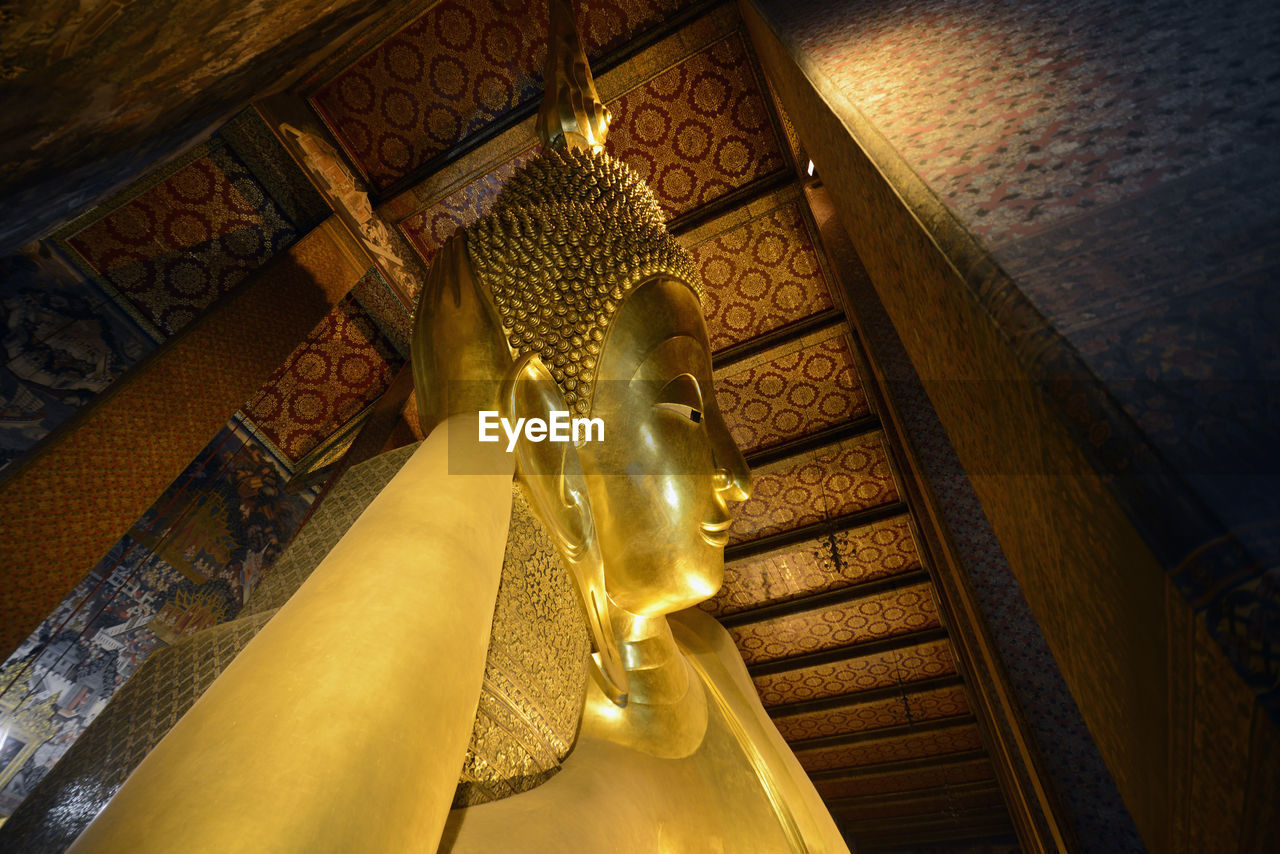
left=500, top=354, right=591, bottom=552
left=500, top=354, right=628, bottom=705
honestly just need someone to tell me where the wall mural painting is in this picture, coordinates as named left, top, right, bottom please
left=0, top=244, right=156, bottom=474
left=0, top=420, right=317, bottom=816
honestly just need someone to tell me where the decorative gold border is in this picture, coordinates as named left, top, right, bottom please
left=678, top=181, right=802, bottom=247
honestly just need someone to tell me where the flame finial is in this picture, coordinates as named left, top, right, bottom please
left=537, top=0, right=610, bottom=152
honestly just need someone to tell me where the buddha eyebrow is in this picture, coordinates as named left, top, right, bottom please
left=628, top=334, right=707, bottom=385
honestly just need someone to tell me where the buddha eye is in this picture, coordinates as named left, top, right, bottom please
left=654, top=373, right=704, bottom=423
left=655, top=402, right=702, bottom=422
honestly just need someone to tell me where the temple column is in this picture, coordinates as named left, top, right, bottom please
left=0, top=218, right=367, bottom=659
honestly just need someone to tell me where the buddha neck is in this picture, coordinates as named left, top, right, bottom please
left=581, top=604, right=709, bottom=758
left=614, top=608, right=686, bottom=704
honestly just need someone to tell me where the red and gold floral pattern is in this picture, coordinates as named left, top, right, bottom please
left=795, top=723, right=984, bottom=772
left=243, top=291, right=404, bottom=462
left=772, top=683, right=970, bottom=743
left=67, top=149, right=295, bottom=336
left=702, top=515, right=920, bottom=617
left=774, top=695, right=910, bottom=741
left=687, top=199, right=834, bottom=352
left=730, top=581, right=939, bottom=665
left=606, top=33, right=784, bottom=219
left=729, top=432, right=899, bottom=544
left=751, top=638, right=956, bottom=707
left=715, top=331, right=870, bottom=454
left=312, top=0, right=688, bottom=190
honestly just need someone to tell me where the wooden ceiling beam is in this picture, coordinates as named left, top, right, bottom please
left=725, top=501, right=909, bottom=563
left=711, top=308, right=845, bottom=370
left=667, top=168, right=795, bottom=235
left=839, top=804, right=1013, bottom=832
left=825, top=778, right=1002, bottom=810
left=719, top=566, right=928, bottom=629
left=742, top=414, right=880, bottom=470
left=851, top=823, right=1018, bottom=851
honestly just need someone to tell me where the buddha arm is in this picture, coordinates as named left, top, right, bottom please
left=68, top=418, right=514, bottom=854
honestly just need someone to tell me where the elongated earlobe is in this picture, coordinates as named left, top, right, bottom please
left=501, top=354, right=628, bottom=705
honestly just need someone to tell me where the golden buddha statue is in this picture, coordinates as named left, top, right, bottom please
left=12, top=2, right=847, bottom=851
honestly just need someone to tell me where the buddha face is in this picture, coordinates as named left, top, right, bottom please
left=577, top=277, right=751, bottom=617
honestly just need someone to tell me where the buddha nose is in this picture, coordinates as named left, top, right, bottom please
left=713, top=466, right=751, bottom=503
left=708, top=413, right=752, bottom=502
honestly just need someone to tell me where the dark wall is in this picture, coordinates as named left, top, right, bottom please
left=746, top=0, right=1280, bottom=850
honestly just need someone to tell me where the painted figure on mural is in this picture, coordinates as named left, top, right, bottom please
left=0, top=244, right=150, bottom=470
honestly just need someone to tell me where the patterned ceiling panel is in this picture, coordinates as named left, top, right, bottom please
left=730, top=581, right=940, bottom=665
left=752, top=638, right=956, bottom=707
left=605, top=33, right=783, bottom=219
left=774, top=695, right=910, bottom=742
left=907, top=682, right=972, bottom=723
left=814, top=758, right=996, bottom=801
left=729, top=432, right=900, bottom=544
left=65, top=146, right=298, bottom=337
left=702, top=515, right=920, bottom=617
left=715, top=329, right=870, bottom=455
left=901, top=686, right=967, bottom=727
left=773, top=683, right=970, bottom=743
left=686, top=197, right=833, bottom=352
left=311, top=0, right=689, bottom=191
left=398, top=148, right=535, bottom=267
left=795, top=723, right=984, bottom=773
left=242, top=286, right=404, bottom=462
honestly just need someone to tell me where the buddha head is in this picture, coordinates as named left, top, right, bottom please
left=413, top=145, right=750, bottom=704
left=410, top=0, right=749, bottom=703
